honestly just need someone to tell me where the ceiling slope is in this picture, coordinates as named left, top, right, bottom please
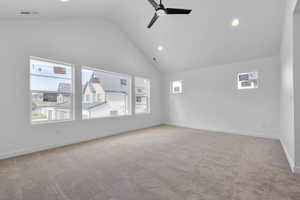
left=0, top=0, right=285, bottom=71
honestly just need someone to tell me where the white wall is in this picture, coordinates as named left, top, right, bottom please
left=0, top=18, right=162, bottom=159
left=163, top=56, right=280, bottom=139
left=294, top=12, right=300, bottom=170
left=280, top=0, right=297, bottom=172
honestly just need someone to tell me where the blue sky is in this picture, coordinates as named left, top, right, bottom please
left=30, top=59, right=72, bottom=92
left=30, top=59, right=148, bottom=92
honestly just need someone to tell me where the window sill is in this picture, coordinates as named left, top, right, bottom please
left=170, top=92, right=183, bottom=95
left=135, top=112, right=151, bottom=115
left=82, top=114, right=133, bottom=121
left=31, top=119, right=74, bottom=125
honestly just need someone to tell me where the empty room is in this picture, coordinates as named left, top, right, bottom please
left=1, top=0, right=300, bottom=199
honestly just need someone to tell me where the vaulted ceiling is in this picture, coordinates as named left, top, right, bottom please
left=295, top=0, right=300, bottom=13
left=0, top=0, right=285, bottom=71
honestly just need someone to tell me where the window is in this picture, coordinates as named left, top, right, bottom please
left=30, top=57, right=74, bottom=123
left=135, top=77, right=150, bottom=114
left=82, top=67, right=131, bottom=119
left=171, top=80, right=182, bottom=94
left=237, top=72, right=258, bottom=90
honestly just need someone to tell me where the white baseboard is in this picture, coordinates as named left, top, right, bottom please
left=0, top=124, right=162, bottom=161
left=294, top=166, right=300, bottom=173
left=279, top=138, right=295, bottom=173
left=165, top=123, right=279, bottom=140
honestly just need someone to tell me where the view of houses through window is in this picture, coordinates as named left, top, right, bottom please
left=171, top=80, right=183, bottom=94
left=30, top=58, right=151, bottom=124
left=135, top=77, right=150, bottom=114
left=237, top=72, right=258, bottom=90
left=82, top=67, right=131, bottom=119
left=30, top=58, right=74, bottom=123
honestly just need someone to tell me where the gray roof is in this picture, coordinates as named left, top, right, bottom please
left=82, top=74, right=128, bottom=95
left=83, top=81, right=96, bottom=94
left=58, top=83, right=71, bottom=93
left=82, top=101, right=106, bottom=110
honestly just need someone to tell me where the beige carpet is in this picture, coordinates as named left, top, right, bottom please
left=0, top=125, right=300, bottom=200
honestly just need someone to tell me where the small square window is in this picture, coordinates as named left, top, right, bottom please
left=237, top=72, right=258, bottom=90
left=171, top=80, right=182, bottom=94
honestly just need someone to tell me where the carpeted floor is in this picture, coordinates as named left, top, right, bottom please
left=0, top=125, right=300, bottom=200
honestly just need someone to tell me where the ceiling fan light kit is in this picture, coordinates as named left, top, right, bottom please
left=147, top=0, right=192, bottom=28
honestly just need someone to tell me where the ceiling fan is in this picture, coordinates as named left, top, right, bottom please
left=147, top=0, right=192, bottom=28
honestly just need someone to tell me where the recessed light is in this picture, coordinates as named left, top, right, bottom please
left=60, top=0, right=70, bottom=2
left=158, top=45, right=164, bottom=51
left=232, top=19, right=240, bottom=27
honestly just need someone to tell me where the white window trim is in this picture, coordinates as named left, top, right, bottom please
left=134, top=76, right=151, bottom=115
left=30, top=56, right=75, bottom=125
left=81, top=66, right=132, bottom=120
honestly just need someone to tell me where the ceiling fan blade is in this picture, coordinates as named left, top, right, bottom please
left=166, top=8, right=192, bottom=14
left=147, top=14, right=159, bottom=28
left=147, top=0, right=159, bottom=9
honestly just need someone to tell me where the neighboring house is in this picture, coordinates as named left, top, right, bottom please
left=32, top=93, right=43, bottom=104
left=82, top=73, right=129, bottom=119
left=135, top=86, right=149, bottom=113
left=82, top=74, right=107, bottom=119
left=32, top=83, right=72, bottom=122
left=82, top=75, right=106, bottom=104
left=136, top=87, right=147, bottom=100
left=57, top=82, right=72, bottom=104
left=35, top=104, right=71, bottom=121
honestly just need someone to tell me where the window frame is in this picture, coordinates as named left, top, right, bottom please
left=171, top=80, right=183, bottom=94
left=134, top=76, right=151, bottom=115
left=29, top=56, right=75, bottom=125
left=81, top=66, right=132, bottom=120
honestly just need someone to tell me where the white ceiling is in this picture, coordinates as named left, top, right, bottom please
left=296, top=0, right=300, bottom=13
left=0, top=0, right=285, bottom=71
